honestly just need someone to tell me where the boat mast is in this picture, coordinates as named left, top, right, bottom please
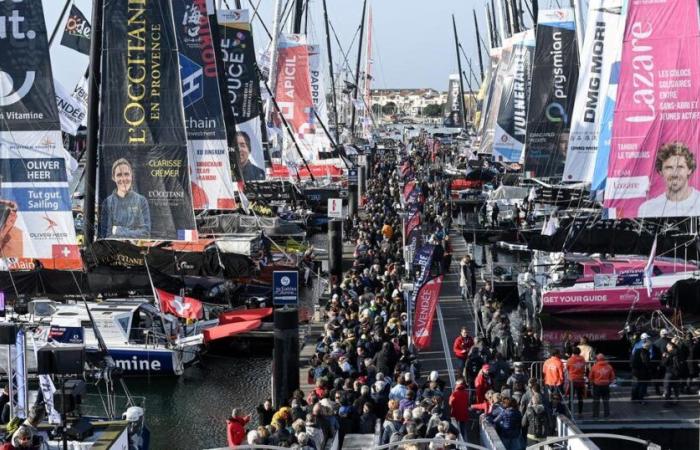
left=292, top=0, right=304, bottom=34
left=350, top=0, right=368, bottom=138
left=48, top=0, right=73, bottom=46
left=473, top=10, right=485, bottom=80
left=452, top=15, right=468, bottom=129
left=83, top=0, right=104, bottom=245
left=265, top=0, right=284, bottom=125
left=322, top=0, right=340, bottom=143
left=510, top=0, right=521, bottom=33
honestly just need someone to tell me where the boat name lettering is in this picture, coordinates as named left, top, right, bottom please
left=584, top=21, right=605, bottom=123
left=114, top=355, right=162, bottom=371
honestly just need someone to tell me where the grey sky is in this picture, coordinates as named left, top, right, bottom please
left=43, top=0, right=492, bottom=92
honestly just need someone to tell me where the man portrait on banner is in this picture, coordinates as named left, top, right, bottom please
left=0, top=200, right=23, bottom=258
left=99, top=158, right=151, bottom=239
left=638, top=142, right=700, bottom=217
left=236, top=131, right=265, bottom=182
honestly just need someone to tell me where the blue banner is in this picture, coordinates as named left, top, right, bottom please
left=273, top=271, right=299, bottom=306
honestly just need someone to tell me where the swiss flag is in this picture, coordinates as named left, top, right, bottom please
left=156, top=289, right=204, bottom=320
left=51, top=244, right=80, bottom=259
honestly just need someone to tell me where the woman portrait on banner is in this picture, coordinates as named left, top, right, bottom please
left=638, top=142, right=700, bottom=217
left=99, top=158, right=151, bottom=239
left=0, top=200, right=23, bottom=258
left=236, top=131, right=266, bottom=182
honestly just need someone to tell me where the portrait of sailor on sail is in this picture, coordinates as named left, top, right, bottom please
left=236, top=131, right=265, bottom=182
left=0, top=200, right=23, bottom=258
left=638, top=142, right=700, bottom=217
left=99, top=158, right=151, bottom=239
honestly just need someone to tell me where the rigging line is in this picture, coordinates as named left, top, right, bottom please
left=247, top=0, right=272, bottom=40
left=329, top=20, right=360, bottom=79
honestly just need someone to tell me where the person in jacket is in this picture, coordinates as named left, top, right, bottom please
left=589, top=354, right=616, bottom=418
left=256, top=399, right=274, bottom=426
left=519, top=327, right=541, bottom=369
left=453, top=327, right=474, bottom=377
left=381, top=409, right=402, bottom=444
left=661, top=342, right=682, bottom=404
left=631, top=339, right=653, bottom=403
left=566, top=347, right=587, bottom=414
left=448, top=378, right=470, bottom=438
left=226, top=408, right=251, bottom=447
left=653, top=329, right=671, bottom=395
left=522, top=393, right=547, bottom=446
left=543, top=349, right=565, bottom=398
left=358, top=402, right=378, bottom=434
left=474, top=364, right=493, bottom=403
left=493, top=398, right=524, bottom=450
left=465, top=346, right=485, bottom=388
left=577, top=337, right=594, bottom=362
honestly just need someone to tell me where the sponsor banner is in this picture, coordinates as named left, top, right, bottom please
left=405, top=206, right=421, bottom=238
left=54, top=78, right=86, bottom=135
left=477, top=49, right=501, bottom=136
left=479, top=48, right=506, bottom=154
left=523, top=8, right=580, bottom=178
left=542, top=285, right=667, bottom=313
left=308, top=43, right=333, bottom=157
left=98, top=0, right=196, bottom=241
left=174, top=0, right=237, bottom=210
left=60, top=4, right=92, bottom=55
left=275, top=34, right=316, bottom=162
left=0, top=1, right=78, bottom=259
left=563, top=0, right=624, bottom=182
left=443, top=74, right=464, bottom=128
left=30, top=335, right=61, bottom=424
left=216, top=8, right=267, bottom=182
left=109, top=349, right=176, bottom=375
left=413, top=244, right=436, bottom=287
left=157, top=288, right=204, bottom=320
left=403, top=181, right=416, bottom=202
left=493, top=30, right=535, bottom=162
left=412, top=276, right=444, bottom=350
left=272, top=270, right=299, bottom=306
left=604, top=0, right=700, bottom=218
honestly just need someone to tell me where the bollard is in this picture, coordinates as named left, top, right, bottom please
left=272, top=308, right=299, bottom=410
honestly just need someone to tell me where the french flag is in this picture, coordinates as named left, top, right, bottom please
left=177, top=229, right=198, bottom=241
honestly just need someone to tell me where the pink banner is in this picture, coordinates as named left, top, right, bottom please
left=604, top=0, right=700, bottom=218
left=412, top=276, right=444, bottom=350
left=542, top=285, right=667, bottom=313
left=275, top=35, right=315, bottom=141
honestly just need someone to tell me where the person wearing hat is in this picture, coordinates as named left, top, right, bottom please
left=589, top=354, right=616, bottom=418
left=653, top=329, right=671, bottom=395
left=631, top=338, right=653, bottom=403
left=474, top=364, right=493, bottom=404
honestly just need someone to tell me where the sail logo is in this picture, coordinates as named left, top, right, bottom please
left=0, top=4, right=36, bottom=40
left=546, top=102, right=568, bottom=124
left=584, top=22, right=605, bottom=123
left=179, top=53, right=204, bottom=108
left=64, top=12, right=91, bottom=40
left=0, top=70, right=35, bottom=106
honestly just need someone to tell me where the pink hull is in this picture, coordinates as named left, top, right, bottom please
left=542, top=286, right=668, bottom=314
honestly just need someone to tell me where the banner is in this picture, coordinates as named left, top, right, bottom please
left=405, top=205, right=421, bottom=238
left=493, top=30, right=535, bottom=162
left=477, top=49, right=500, bottom=136
left=604, top=0, right=700, bottom=218
left=307, top=44, right=334, bottom=158
left=479, top=48, right=506, bottom=154
left=12, top=329, right=26, bottom=419
left=30, top=335, right=61, bottom=424
left=157, top=288, right=204, bottom=320
left=0, top=0, right=79, bottom=260
left=523, top=8, right=580, bottom=178
left=216, top=9, right=267, bottom=182
left=54, top=78, right=86, bottom=135
left=174, top=0, right=237, bottom=210
left=98, top=1, right=197, bottom=241
left=403, top=181, right=416, bottom=202
left=563, top=0, right=624, bottom=182
left=413, top=244, right=436, bottom=287
left=412, top=276, right=444, bottom=350
left=275, top=34, right=316, bottom=163
left=443, top=74, right=464, bottom=128
left=60, top=4, right=92, bottom=55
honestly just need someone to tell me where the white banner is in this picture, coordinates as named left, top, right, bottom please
left=54, top=78, right=86, bottom=135
left=30, top=335, right=61, bottom=424
left=562, top=0, right=624, bottom=182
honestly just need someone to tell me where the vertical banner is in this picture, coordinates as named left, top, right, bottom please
left=604, top=0, right=700, bottom=218
left=98, top=0, right=197, bottom=241
left=443, top=75, right=465, bottom=128
left=524, top=8, right=580, bottom=178
left=563, top=0, right=624, bottom=182
left=479, top=47, right=507, bottom=154
left=493, top=30, right=536, bottom=162
left=0, top=0, right=79, bottom=259
left=275, top=34, right=316, bottom=163
left=307, top=44, right=334, bottom=160
left=477, top=50, right=500, bottom=136
left=412, top=276, right=444, bottom=350
left=174, top=0, right=237, bottom=209
left=216, top=8, right=267, bottom=183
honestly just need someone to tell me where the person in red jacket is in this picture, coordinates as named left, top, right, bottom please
left=474, top=364, right=493, bottom=404
left=449, top=377, right=471, bottom=439
left=589, top=354, right=616, bottom=418
left=543, top=349, right=565, bottom=398
left=227, top=408, right=251, bottom=447
left=453, top=326, right=474, bottom=377
left=566, top=347, right=587, bottom=414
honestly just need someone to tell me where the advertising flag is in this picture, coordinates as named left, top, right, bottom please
left=60, top=4, right=92, bottom=55
left=444, top=75, right=464, bottom=128
left=405, top=206, right=421, bottom=238
left=493, top=30, right=536, bottom=162
left=563, top=0, right=624, bottom=182
left=523, top=8, right=580, bottom=178
left=54, top=78, right=86, bottom=136
left=412, top=276, right=444, bottom=350
left=0, top=0, right=79, bottom=260
left=604, top=0, right=700, bottom=218
left=477, top=49, right=501, bottom=136
left=216, top=8, right=267, bottom=183
left=479, top=48, right=506, bottom=154
left=98, top=0, right=197, bottom=241
left=307, top=44, right=335, bottom=160
left=275, top=34, right=316, bottom=163
left=156, top=288, right=204, bottom=320
left=413, top=244, right=436, bottom=287
left=174, top=0, right=237, bottom=210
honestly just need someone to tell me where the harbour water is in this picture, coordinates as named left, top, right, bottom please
left=130, top=355, right=272, bottom=450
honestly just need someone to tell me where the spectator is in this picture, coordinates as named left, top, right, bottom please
left=493, top=398, right=524, bottom=450
left=226, top=408, right=251, bottom=447
left=589, top=354, right=615, bottom=418
left=661, top=342, right=682, bottom=405
left=448, top=378, right=470, bottom=438
left=522, top=393, right=547, bottom=446
left=566, top=347, right=587, bottom=414
left=453, top=326, right=474, bottom=377
left=631, top=338, right=653, bottom=403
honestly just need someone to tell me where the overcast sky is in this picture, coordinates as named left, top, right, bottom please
left=43, top=0, right=496, bottom=91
